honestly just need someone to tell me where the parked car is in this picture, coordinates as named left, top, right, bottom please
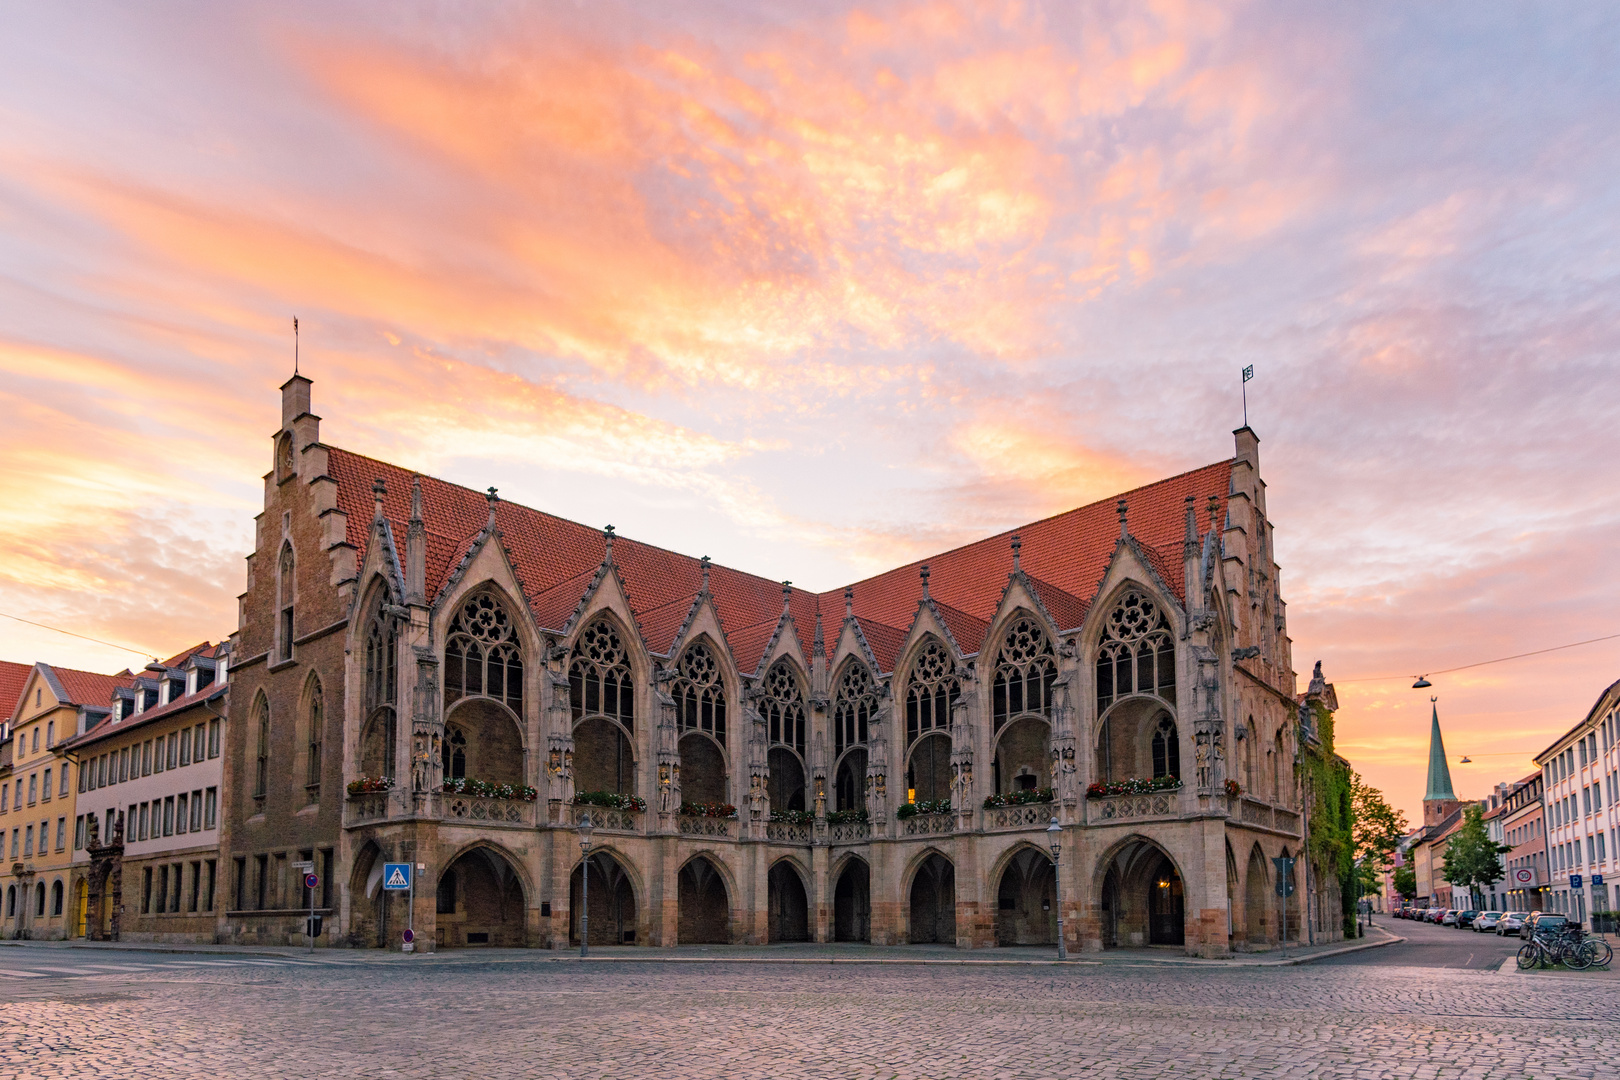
left=1430, top=908, right=1446, bottom=923
left=1456, top=910, right=1479, bottom=928
left=1525, top=912, right=1570, bottom=938
left=1472, top=911, right=1503, bottom=932
left=1441, top=909, right=1460, bottom=925
left=1496, top=912, right=1528, bottom=936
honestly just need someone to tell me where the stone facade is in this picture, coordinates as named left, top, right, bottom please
left=223, top=375, right=1330, bottom=956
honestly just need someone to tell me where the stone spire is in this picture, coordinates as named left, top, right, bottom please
left=406, top=475, right=426, bottom=604
left=919, top=564, right=931, bottom=599
left=1010, top=533, right=1022, bottom=572
left=485, top=486, right=499, bottom=530
left=372, top=478, right=387, bottom=523
left=844, top=585, right=854, bottom=619
left=781, top=580, right=792, bottom=615
left=1424, top=698, right=1457, bottom=803
left=1117, top=499, right=1128, bottom=540
left=699, top=554, right=711, bottom=593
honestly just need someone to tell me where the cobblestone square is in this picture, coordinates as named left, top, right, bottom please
left=4, top=935, right=1618, bottom=1080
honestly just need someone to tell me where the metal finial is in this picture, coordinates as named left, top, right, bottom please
left=782, top=580, right=792, bottom=612
left=919, top=564, right=931, bottom=598
left=1010, top=533, right=1022, bottom=572
left=603, top=524, right=615, bottom=560
left=1117, top=499, right=1128, bottom=540
left=410, top=476, right=423, bottom=523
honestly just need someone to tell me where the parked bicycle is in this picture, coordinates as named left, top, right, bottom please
left=1517, top=925, right=1612, bottom=970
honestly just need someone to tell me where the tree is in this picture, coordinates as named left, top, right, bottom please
left=1393, top=865, right=1416, bottom=900
left=1351, top=774, right=1409, bottom=875
left=1442, top=804, right=1512, bottom=900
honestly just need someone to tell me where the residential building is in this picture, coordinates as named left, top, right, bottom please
left=223, top=373, right=1326, bottom=955
left=1535, top=678, right=1620, bottom=923
left=1501, top=771, right=1547, bottom=912
left=65, top=644, right=228, bottom=942
left=0, top=661, right=132, bottom=938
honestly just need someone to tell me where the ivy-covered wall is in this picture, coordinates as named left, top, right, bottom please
left=1302, top=699, right=1357, bottom=939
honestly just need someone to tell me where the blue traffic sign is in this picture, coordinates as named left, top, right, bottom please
left=383, top=863, right=412, bottom=890
left=1571, top=873, right=1583, bottom=889
left=1594, top=874, right=1605, bottom=888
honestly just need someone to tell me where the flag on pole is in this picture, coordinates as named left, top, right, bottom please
left=1242, top=365, right=1254, bottom=382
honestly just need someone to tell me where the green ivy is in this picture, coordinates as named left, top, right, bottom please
left=1299, top=700, right=1357, bottom=938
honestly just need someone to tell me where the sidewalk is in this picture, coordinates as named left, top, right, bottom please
left=0, top=927, right=1400, bottom=967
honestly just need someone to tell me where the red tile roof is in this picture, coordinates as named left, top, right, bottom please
left=0, top=661, right=30, bottom=725
left=66, top=682, right=227, bottom=752
left=47, top=665, right=136, bottom=708
left=328, top=447, right=1232, bottom=674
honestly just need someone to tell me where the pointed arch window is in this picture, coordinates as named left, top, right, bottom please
left=363, top=599, right=399, bottom=782
left=991, top=617, right=1057, bottom=730
left=305, top=679, right=324, bottom=796
left=905, top=640, right=959, bottom=745
left=446, top=728, right=467, bottom=779
left=1095, top=591, right=1176, bottom=712
left=252, top=696, right=269, bottom=803
left=444, top=592, right=523, bottom=713
left=834, top=662, right=876, bottom=756
left=761, top=662, right=806, bottom=756
left=276, top=544, right=296, bottom=662
left=673, top=642, right=726, bottom=742
left=569, top=619, right=634, bottom=731
left=1151, top=715, right=1180, bottom=780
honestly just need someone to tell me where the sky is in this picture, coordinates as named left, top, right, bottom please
left=1, top=1, right=1617, bottom=823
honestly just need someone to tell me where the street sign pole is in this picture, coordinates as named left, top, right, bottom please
left=1274, top=855, right=1296, bottom=960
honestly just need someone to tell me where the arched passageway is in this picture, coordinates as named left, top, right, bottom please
left=1096, top=839, right=1184, bottom=948
left=908, top=854, right=956, bottom=944
left=1244, top=846, right=1270, bottom=946
left=833, top=860, right=870, bottom=942
left=767, top=862, right=809, bottom=942
left=571, top=852, right=637, bottom=945
left=678, top=857, right=729, bottom=944
left=996, top=848, right=1056, bottom=945
left=436, top=847, right=526, bottom=948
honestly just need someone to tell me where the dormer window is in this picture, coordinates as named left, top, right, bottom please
left=169, top=677, right=185, bottom=702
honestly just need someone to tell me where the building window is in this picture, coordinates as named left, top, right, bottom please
left=568, top=619, right=634, bottom=730
left=277, top=543, right=296, bottom=662
left=204, top=860, right=217, bottom=912
left=443, top=592, right=524, bottom=712
left=163, top=796, right=175, bottom=837
left=179, top=732, right=191, bottom=767
left=306, top=679, right=324, bottom=796
left=74, top=816, right=84, bottom=850
left=143, top=867, right=153, bottom=914
left=167, top=733, right=178, bottom=770
left=204, top=788, right=217, bottom=830
left=991, top=617, right=1058, bottom=730
left=190, top=790, right=203, bottom=832
left=138, top=802, right=149, bottom=841
left=23, top=825, right=32, bottom=857
left=673, top=641, right=727, bottom=741
left=157, top=865, right=169, bottom=915
left=27, top=774, right=36, bottom=806
left=207, top=719, right=220, bottom=759
left=188, top=862, right=202, bottom=912
left=193, top=725, right=206, bottom=763
left=233, top=857, right=247, bottom=912
left=904, top=639, right=958, bottom=745
left=50, top=880, right=62, bottom=917
left=176, top=793, right=189, bottom=835
left=143, top=739, right=153, bottom=776
left=44, top=721, right=52, bottom=747
left=834, top=661, right=875, bottom=757
left=761, top=661, right=807, bottom=756
left=253, top=696, right=269, bottom=802
left=58, top=767, right=68, bottom=798
left=54, top=817, right=64, bottom=851
left=40, top=769, right=50, bottom=802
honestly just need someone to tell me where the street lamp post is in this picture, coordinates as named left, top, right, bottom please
left=1047, top=816, right=1067, bottom=960
left=577, top=813, right=594, bottom=959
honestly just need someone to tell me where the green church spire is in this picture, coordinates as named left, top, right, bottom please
left=1424, top=699, right=1457, bottom=802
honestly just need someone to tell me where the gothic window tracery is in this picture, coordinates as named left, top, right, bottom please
left=834, top=662, right=875, bottom=756
left=991, top=617, right=1057, bottom=730
left=305, top=678, right=324, bottom=795
left=904, top=639, right=958, bottom=746
left=447, top=728, right=467, bottom=779
left=569, top=619, right=634, bottom=731
left=674, top=641, right=726, bottom=743
left=761, top=662, right=806, bottom=756
left=1095, top=591, right=1176, bottom=712
left=363, top=594, right=399, bottom=781
left=444, top=591, right=524, bottom=713
left=1151, top=715, right=1180, bottom=780
left=276, top=543, right=296, bottom=662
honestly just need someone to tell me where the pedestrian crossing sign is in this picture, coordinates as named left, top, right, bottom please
left=383, top=863, right=411, bottom=890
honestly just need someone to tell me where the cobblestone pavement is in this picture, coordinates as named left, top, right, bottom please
left=4, top=946, right=1618, bottom=1079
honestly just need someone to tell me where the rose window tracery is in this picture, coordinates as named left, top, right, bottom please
left=1095, top=591, right=1175, bottom=712
left=674, top=641, right=727, bottom=742
left=905, top=639, right=959, bottom=745
left=991, top=617, right=1057, bottom=730
left=444, top=592, right=524, bottom=712
left=761, top=661, right=806, bottom=756
left=569, top=619, right=634, bottom=730
left=834, top=662, right=875, bottom=756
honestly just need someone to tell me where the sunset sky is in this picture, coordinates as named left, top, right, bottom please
left=2, top=2, right=1617, bottom=822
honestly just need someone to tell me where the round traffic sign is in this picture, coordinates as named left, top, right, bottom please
left=402, top=928, right=415, bottom=944
left=304, top=873, right=319, bottom=890
left=1513, top=867, right=1534, bottom=885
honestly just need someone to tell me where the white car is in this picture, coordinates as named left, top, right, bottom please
left=1472, top=911, right=1503, bottom=932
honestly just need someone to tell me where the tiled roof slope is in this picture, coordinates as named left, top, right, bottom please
left=328, top=448, right=1232, bottom=674
left=0, top=661, right=30, bottom=724
left=48, top=665, right=136, bottom=708
left=67, top=682, right=227, bottom=752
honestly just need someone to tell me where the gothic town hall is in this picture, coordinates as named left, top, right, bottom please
left=222, top=375, right=1341, bottom=956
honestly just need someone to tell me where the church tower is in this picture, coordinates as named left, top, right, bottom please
left=1422, top=698, right=1462, bottom=826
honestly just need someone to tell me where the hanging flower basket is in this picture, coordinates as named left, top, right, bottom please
left=1085, top=776, right=1182, bottom=799
left=1224, top=779, right=1243, bottom=798
left=983, top=788, right=1055, bottom=808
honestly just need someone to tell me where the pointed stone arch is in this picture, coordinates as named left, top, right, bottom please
left=831, top=854, right=871, bottom=942
left=294, top=670, right=326, bottom=804
left=992, top=843, right=1058, bottom=946
left=905, top=849, right=956, bottom=945
left=348, top=840, right=388, bottom=947
left=767, top=857, right=810, bottom=942
left=762, top=659, right=808, bottom=813
left=674, top=636, right=730, bottom=806
left=435, top=841, right=529, bottom=948
left=831, top=658, right=877, bottom=813
left=677, top=852, right=732, bottom=944
left=569, top=614, right=637, bottom=797
left=1090, top=833, right=1186, bottom=948
left=571, top=846, right=640, bottom=946
left=1244, top=842, right=1270, bottom=946
left=899, top=636, right=957, bottom=805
